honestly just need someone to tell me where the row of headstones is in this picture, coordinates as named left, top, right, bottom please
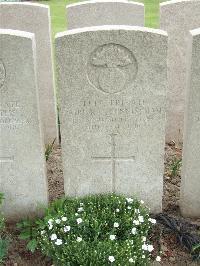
left=1, top=0, right=199, bottom=146
left=0, top=1, right=199, bottom=220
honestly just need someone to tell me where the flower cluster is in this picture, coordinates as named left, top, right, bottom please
left=21, top=194, right=161, bottom=265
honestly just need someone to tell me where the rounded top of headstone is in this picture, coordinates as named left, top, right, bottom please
left=190, top=27, right=200, bottom=36
left=0, top=29, right=35, bottom=91
left=0, top=29, right=34, bottom=39
left=66, top=0, right=144, bottom=8
left=160, top=0, right=200, bottom=7
left=0, top=2, right=49, bottom=9
left=56, top=25, right=167, bottom=39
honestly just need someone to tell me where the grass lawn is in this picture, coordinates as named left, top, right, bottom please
left=38, top=0, right=169, bottom=37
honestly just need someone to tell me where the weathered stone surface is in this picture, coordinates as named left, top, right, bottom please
left=66, top=0, right=144, bottom=29
left=160, top=0, right=200, bottom=145
left=56, top=26, right=167, bottom=213
left=180, top=28, right=200, bottom=218
left=0, top=3, right=58, bottom=144
left=0, top=29, right=48, bottom=220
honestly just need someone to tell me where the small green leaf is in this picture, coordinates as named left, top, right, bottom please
left=17, top=220, right=32, bottom=229
left=19, top=230, right=31, bottom=240
left=27, top=239, right=37, bottom=253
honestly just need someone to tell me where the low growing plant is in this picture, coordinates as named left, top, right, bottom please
left=18, top=194, right=160, bottom=265
left=45, top=138, right=56, bottom=161
left=192, top=243, right=200, bottom=261
left=170, top=157, right=182, bottom=177
left=0, top=193, right=9, bottom=264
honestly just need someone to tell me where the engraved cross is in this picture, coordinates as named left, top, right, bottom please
left=92, top=134, right=135, bottom=191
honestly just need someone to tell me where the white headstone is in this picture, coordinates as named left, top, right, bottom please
left=0, top=3, right=58, bottom=144
left=160, top=0, right=200, bottom=144
left=66, top=0, right=144, bottom=29
left=180, top=28, right=200, bottom=218
left=0, top=29, right=48, bottom=220
left=56, top=26, right=168, bottom=213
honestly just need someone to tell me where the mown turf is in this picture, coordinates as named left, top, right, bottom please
left=144, top=0, right=160, bottom=28
left=38, top=0, right=168, bottom=37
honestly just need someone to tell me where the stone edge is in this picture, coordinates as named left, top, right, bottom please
left=160, top=0, right=196, bottom=7
left=190, top=27, right=200, bottom=36
left=0, top=29, right=34, bottom=40
left=55, top=25, right=167, bottom=39
left=0, top=2, right=49, bottom=9
left=66, top=0, right=144, bottom=8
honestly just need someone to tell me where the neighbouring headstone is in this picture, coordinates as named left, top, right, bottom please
left=56, top=26, right=167, bottom=213
left=160, top=0, right=200, bottom=145
left=0, top=3, right=58, bottom=144
left=66, top=0, right=144, bottom=30
left=0, top=29, right=48, bottom=220
left=180, top=28, right=200, bottom=218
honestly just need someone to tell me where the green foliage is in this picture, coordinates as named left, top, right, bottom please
left=0, top=193, right=4, bottom=206
left=0, top=193, right=5, bottom=232
left=0, top=238, right=9, bottom=263
left=170, top=157, right=182, bottom=177
left=0, top=193, right=9, bottom=264
left=192, top=243, right=200, bottom=261
left=45, top=138, right=56, bottom=161
left=18, top=194, right=159, bottom=265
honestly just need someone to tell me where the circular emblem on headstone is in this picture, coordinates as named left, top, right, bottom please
left=87, top=43, right=138, bottom=94
left=0, top=60, right=6, bottom=89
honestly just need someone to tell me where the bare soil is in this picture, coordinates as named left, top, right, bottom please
left=4, top=144, right=200, bottom=266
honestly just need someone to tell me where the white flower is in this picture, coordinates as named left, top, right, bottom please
left=80, top=203, right=84, bottom=206
left=114, top=222, right=119, bottom=228
left=62, top=217, right=67, bottom=222
left=147, top=244, right=154, bottom=252
left=50, top=234, right=57, bottom=241
left=142, top=255, right=145, bottom=259
left=55, top=239, right=62, bottom=245
left=108, top=256, right=115, bottom=262
left=138, top=216, right=144, bottom=223
left=129, top=258, right=134, bottom=263
left=55, top=219, right=61, bottom=224
left=148, top=218, right=156, bottom=224
left=77, top=237, right=82, bottom=242
left=116, top=208, right=120, bottom=213
left=78, top=207, right=84, bottom=212
left=127, top=206, right=132, bottom=210
left=75, top=213, right=79, bottom=216
left=142, top=236, right=146, bottom=242
left=140, top=200, right=144, bottom=204
left=109, top=235, right=116, bottom=241
left=64, top=226, right=71, bottom=232
left=41, top=230, right=45, bottom=235
left=48, top=223, right=53, bottom=230
left=156, top=256, right=161, bottom=262
left=142, top=244, right=148, bottom=251
left=133, top=220, right=139, bottom=225
left=126, top=198, right=133, bottom=203
left=48, top=219, right=53, bottom=230
left=48, top=219, right=53, bottom=224
left=77, top=218, right=83, bottom=224
left=135, top=209, right=140, bottom=214
left=131, top=227, right=137, bottom=235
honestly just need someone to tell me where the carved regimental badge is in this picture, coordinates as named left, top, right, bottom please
left=0, top=60, right=6, bottom=89
left=87, top=43, right=138, bottom=94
